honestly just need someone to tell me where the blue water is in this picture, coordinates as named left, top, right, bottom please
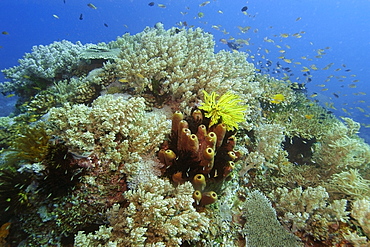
left=1, top=0, right=370, bottom=141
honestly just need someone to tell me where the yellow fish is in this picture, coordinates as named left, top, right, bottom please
left=199, top=1, right=210, bottom=7
left=118, top=79, right=129, bottom=83
left=310, top=64, right=318, bottom=70
left=270, top=94, right=285, bottom=104
left=304, top=114, right=314, bottom=119
left=301, top=67, right=310, bottom=72
left=355, top=107, right=365, bottom=112
left=6, top=94, right=15, bottom=98
left=283, top=58, right=292, bottom=63
left=29, top=118, right=38, bottom=122
left=263, top=37, right=274, bottom=43
left=136, top=73, right=145, bottom=78
left=87, top=3, right=97, bottom=9
left=280, top=33, right=289, bottom=38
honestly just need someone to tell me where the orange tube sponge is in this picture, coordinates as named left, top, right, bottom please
left=158, top=149, right=166, bottom=164
left=200, top=191, right=218, bottom=206
left=213, top=123, right=227, bottom=149
left=200, top=147, right=215, bottom=173
left=228, top=151, right=237, bottom=161
left=205, top=132, right=217, bottom=150
left=172, top=171, right=185, bottom=185
left=192, top=109, right=203, bottom=123
left=225, top=135, right=236, bottom=151
left=200, top=147, right=215, bottom=168
left=178, top=127, right=191, bottom=151
left=164, top=149, right=176, bottom=167
left=186, top=134, right=199, bottom=153
left=171, top=111, right=184, bottom=134
left=193, top=190, right=202, bottom=206
left=223, top=161, right=235, bottom=178
left=192, top=174, right=206, bottom=191
left=196, top=124, right=207, bottom=143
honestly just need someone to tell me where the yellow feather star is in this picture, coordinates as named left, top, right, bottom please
left=199, top=90, right=247, bottom=131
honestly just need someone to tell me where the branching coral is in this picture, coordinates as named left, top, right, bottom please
left=47, top=94, right=170, bottom=166
left=312, top=119, right=370, bottom=170
left=106, top=177, right=210, bottom=246
left=0, top=40, right=86, bottom=94
left=351, top=198, right=370, bottom=238
left=103, top=23, right=258, bottom=112
left=265, top=92, right=337, bottom=140
left=269, top=186, right=349, bottom=241
left=326, top=169, right=370, bottom=200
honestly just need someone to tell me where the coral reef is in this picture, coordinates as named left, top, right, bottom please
left=1, top=24, right=370, bottom=247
